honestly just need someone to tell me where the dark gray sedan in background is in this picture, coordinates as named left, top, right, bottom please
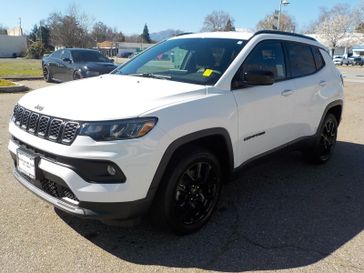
left=42, top=48, right=117, bottom=82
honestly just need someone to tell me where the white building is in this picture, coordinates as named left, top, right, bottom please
left=0, top=34, right=27, bottom=58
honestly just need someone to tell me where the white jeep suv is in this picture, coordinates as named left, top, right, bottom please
left=8, top=31, right=343, bottom=234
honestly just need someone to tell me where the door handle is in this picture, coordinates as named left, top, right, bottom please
left=281, top=89, right=293, bottom=96
left=319, top=81, right=327, bottom=87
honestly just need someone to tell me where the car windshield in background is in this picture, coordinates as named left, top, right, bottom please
left=112, top=38, right=247, bottom=85
left=71, top=50, right=110, bottom=63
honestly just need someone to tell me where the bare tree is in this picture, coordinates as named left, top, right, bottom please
left=91, top=22, right=125, bottom=43
left=47, top=4, right=93, bottom=48
left=256, top=12, right=296, bottom=32
left=202, top=10, right=235, bottom=32
left=354, top=0, right=364, bottom=33
left=314, top=4, right=355, bottom=56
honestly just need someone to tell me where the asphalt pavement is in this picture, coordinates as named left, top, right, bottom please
left=0, top=73, right=363, bottom=273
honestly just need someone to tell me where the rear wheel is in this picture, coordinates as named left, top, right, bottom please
left=153, top=148, right=223, bottom=235
left=73, top=71, right=82, bottom=80
left=304, top=113, right=338, bottom=164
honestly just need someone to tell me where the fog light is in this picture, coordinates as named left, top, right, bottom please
left=107, top=165, right=117, bottom=176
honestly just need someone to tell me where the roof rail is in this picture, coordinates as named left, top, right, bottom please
left=253, top=30, right=317, bottom=41
left=175, top=32, right=194, bottom=37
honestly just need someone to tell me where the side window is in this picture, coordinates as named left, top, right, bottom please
left=312, top=47, right=325, bottom=70
left=60, top=50, right=71, bottom=61
left=286, top=42, right=316, bottom=77
left=51, top=50, right=61, bottom=59
left=242, top=40, right=286, bottom=81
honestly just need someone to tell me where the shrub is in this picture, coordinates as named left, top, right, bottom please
left=26, top=41, right=45, bottom=59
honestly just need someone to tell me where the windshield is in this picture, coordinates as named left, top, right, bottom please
left=71, top=50, right=110, bottom=63
left=112, top=38, right=247, bottom=85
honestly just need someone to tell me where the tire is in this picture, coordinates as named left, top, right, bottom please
left=304, top=113, right=338, bottom=164
left=43, top=66, right=52, bottom=82
left=153, top=147, right=223, bottom=235
left=73, top=71, right=82, bottom=80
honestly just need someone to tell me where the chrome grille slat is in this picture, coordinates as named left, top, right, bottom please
left=12, top=105, right=79, bottom=145
left=37, top=116, right=50, bottom=137
left=15, top=107, right=24, bottom=125
left=62, top=122, right=79, bottom=144
left=21, top=110, right=31, bottom=129
left=48, top=119, right=63, bottom=141
left=28, top=113, right=39, bottom=133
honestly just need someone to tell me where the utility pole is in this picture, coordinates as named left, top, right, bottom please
left=39, top=21, right=42, bottom=44
left=278, top=0, right=290, bottom=31
left=18, top=17, right=22, bottom=35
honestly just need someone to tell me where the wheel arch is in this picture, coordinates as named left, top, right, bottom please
left=318, top=100, right=343, bottom=130
left=146, top=128, right=234, bottom=201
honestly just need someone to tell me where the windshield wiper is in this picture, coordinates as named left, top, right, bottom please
left=129, top=73, right=172, bottom=80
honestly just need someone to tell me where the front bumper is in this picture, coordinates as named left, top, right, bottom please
left=13, top=169, right=151, bottom=220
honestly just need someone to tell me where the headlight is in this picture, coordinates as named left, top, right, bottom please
left=85, top=70, right=100, bottom=76
left=79, top=117, right=158, bottom=141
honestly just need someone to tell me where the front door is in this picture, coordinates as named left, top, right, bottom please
left=232, top=40, right=296, bottom=164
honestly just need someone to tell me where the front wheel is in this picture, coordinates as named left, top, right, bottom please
left=304, top=113, right=338, bottom=164
left=73, top=71, right=82, bottom=80
left=43, top=66, right=52, bottom=82
left=153, top=148, right=223, bottom=235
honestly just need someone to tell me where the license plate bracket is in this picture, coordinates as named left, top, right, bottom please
left=17, top=148, right=39, bottom=180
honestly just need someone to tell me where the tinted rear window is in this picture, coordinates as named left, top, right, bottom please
left=312, top=47, right=325, bottom=70
left=286, top=42, right=316, bottom=78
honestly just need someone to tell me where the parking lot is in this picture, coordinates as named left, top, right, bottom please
left=0, top=68, right=363, bottom=273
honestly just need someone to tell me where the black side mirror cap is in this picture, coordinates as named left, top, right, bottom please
left=63, top=58, right=72, bottom=63
left=232, top=70, right=275, bottom=90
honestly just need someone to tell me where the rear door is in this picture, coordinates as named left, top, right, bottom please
left=283, top=42, right=323, bottom=138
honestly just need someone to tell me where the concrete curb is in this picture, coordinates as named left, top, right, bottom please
left=2, top=76, right=43, bottom=81
left=0, top=82, right=29, bottom=93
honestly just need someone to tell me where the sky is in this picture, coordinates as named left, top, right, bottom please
left=0, top=0, right=361, bottom=35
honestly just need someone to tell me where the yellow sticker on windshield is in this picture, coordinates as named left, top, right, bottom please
left=203, top=69, right=213, bottom=77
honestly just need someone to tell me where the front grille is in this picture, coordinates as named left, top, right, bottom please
left=12, top=105, right=80, bottom=145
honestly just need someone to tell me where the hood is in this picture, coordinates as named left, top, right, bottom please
left=18, top=74, right=207, bottom=121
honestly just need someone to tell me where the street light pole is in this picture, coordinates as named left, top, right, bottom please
left=278, top=0, right=290, bottom=31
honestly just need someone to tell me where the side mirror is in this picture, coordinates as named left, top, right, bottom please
left=63, top=58, right=72, bottom=63
left=244, top=70, right=275, bottom=86
left=109, top=59, right=115, bottom=63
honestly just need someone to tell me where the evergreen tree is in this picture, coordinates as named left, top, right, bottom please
left=0, top=24, right=7, bottom=35
left=224, top=19, right=235, bottom=31
left=141, top=24, right=151, bottom=43
left=29, top=24, right=38, bottom=42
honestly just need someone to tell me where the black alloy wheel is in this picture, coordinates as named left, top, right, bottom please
left=318, top=115, right=337, bottom=161
left=43, top=66, right=52, bottom=82
left=174, top=161, right=219, bottom=226
left=304, top=113, right=338, bottom=164
left=153, top=148, right=222, bottom=235
left=73, top=71, right=82, bottom=80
